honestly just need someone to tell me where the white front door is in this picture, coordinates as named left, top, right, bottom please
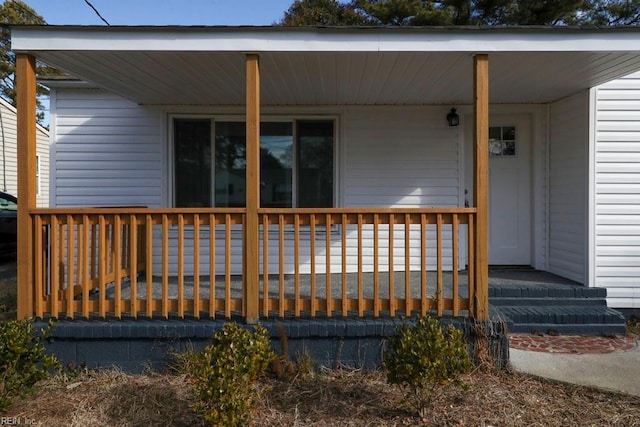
left=487, top=116, right=531, bottom=264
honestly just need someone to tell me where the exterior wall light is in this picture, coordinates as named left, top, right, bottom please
left=447, top=107, right=460, bottom=127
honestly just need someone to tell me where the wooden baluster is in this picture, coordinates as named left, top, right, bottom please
left=114, top=215, right=122, bottom=318
left=177, top=213, right=185, bottom=318
left=209, top=214, right=216, bottom=317
left=98, top=215, right=107, bottom=318
left=193, top=213, right=200, bottom=319
left=389, top=214, right=395, bottom=317
left=262, top=214, right=269, bottom=317
left=82, top=215, right=90, bottom=318
left=278, top=214, right=285, bottom=318
left=50, top=216, right=59, bottom=317
left=373, top=213, right=380, bottom=318
left=310, top=214, right=317, bottom=317
left=294, top=214, right=300, bottom=318
left=436, top=213, right=443, bottom=317
left=59, top=220, right=66, bottom=302
left=145, top=214, right=153, bottom=318
left=420, top=213, right=427, bottom=317
left=468, top=214, right=476, bottom=316
left=357, top=213, right=364, bottom=317
left=77, top=218, right=84, bottom=305
left=325, top=213, right=332, bottom=317
left=162, top=214, right=169, bottom=318
left=34, top=215, right=43, bottom=318
left=66, top=215, right=75, bottom=318
left=404, top=213, right=411, bottom=317
left=341, top=213, right=347, bottom=317
left=225, top=214, right=232, bottom=318
left=452, top=214, right=460, bottom=317
left=129, top=214, right=138, bottom=318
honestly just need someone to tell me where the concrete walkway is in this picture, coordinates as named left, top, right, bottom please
left=509, top=336, right=640, bottom=396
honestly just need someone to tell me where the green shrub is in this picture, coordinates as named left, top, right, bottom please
left=384, top=316, right=472, bottom=417
left=0, top=319, right=58, bottom=412
left=189, top=322, right=275, bottom=426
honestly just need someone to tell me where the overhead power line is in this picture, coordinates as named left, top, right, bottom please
left=83, top=0, right=110, bottom=26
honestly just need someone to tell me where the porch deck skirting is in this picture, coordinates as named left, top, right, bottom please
left=26, top=207, right=484, bottom=321
left=38, top=317, right=508, bottom=373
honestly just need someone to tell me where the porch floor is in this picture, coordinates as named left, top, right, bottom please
left=100, top=267, right=581, bottom=303
left=94, top=267, right=625, bottom=335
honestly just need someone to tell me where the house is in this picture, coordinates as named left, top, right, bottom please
left=0, top=96, right=49, bottom=206
left=593, top=70, right=640, bottom=315
left=11, top=25, right=640, bottom=328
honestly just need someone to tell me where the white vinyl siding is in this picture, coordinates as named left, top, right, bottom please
left=548, top=91, right=589, bottom=284
left=344, top=109, right=459, bottom=208
left=0, top=98, right=49, bottom=207
left=595, top=71, right=640, bottom=308
left=341, top=108, right=460, bottom=273
left=52, top=89, right=162, bottom=207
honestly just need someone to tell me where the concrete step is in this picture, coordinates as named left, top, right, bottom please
left=489, top=285, right=607, bottom=299
left=490, top=297, right=607, bottom=307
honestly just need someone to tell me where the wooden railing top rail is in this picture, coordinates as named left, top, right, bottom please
left=260, top=207, right=477, bottom=214
left=30, top=207, right=248, bottom=215
left=30, top=207, right=476, bottom=215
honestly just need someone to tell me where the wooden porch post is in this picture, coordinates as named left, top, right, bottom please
left=473, top=54, right=489, bottom=321
left=245, top=54, right=260, bottom=323
left=16, top=54, right=37, bottom=319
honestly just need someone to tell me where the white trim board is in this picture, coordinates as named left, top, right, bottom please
left=12, top=27, right=640, bottom=53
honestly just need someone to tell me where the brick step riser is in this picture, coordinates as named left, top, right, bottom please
left=490, top=297, right=608, bottom=307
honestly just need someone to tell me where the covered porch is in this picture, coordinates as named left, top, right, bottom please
left=12, top=26, right=640, bottom=324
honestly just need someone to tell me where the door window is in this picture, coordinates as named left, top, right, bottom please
left=489, top=126, right=516, bottom=156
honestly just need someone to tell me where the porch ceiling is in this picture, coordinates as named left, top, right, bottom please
left=13, top=26, right=640, bottom=106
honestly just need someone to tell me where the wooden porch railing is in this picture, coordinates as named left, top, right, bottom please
left=29, top=207, right=479, bottom=320
left=31, top=208, right=246, bottom=319
left=258, top=208, right=476, bottom=319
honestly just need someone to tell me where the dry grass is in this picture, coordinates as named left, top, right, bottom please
left=6, top=369, right=202, bottom=427
left=3, top=365, right=640, bottom=426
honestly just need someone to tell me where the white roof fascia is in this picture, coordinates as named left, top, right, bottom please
left=11, top=27, right=640, bottom=53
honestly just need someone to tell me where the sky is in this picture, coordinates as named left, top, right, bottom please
left=9, top=0, right=299, bottom=25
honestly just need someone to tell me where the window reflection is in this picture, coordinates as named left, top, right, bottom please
left=175, top=119, right=333, bottom=208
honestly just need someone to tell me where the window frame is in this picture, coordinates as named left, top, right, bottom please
left=169, top=114, right=339, bottom=209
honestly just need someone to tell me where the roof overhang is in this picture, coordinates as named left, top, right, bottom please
left=12, top=25, right=640, bottom=106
